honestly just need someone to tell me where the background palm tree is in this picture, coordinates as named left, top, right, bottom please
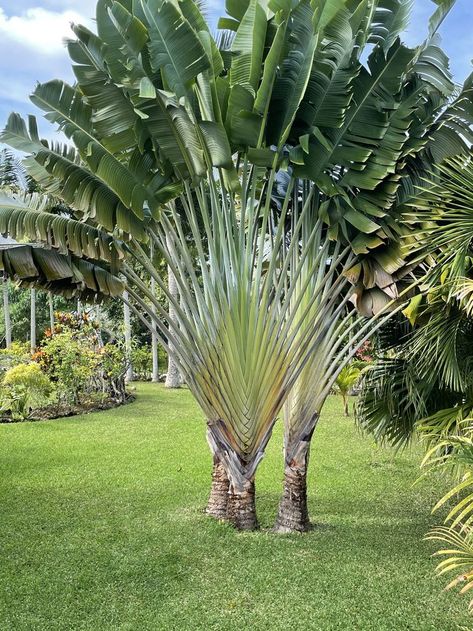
left=30, top=289, right=36, bottom=351
left=336, top=364, right=362, bottom=417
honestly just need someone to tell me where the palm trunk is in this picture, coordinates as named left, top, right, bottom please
left=274, top=442, right=311, bottom=533
left=274, top=415, right=318, bottom=534
left=206, top=424, right=264, bottom=531
left=123, top=291, right=133, bottom=383
left=151, top=322, right=159, bottom=382
left=48, top=293, right=54, bottom=334
left=150, top=243, right=159, bottom=383
left=165, top=264, right=181, bottom=389
left=3, top=276, right=11, bottom=349
left=30, top=289, right=36, bottom=352
left=343, top=394, right=349, bottom=417
left=206, top=457, right=230, bottom=520
left=227, top=480, right=258, bottom=531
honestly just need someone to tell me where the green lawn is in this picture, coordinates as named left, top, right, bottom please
left=0, top=384, right=469, bottom=630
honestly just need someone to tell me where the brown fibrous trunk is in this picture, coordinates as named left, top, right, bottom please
left=227, top=481, right=258, bottom=531
left=274, top=443, right=311, bottom=534
left=206, top=459, right=230, bottom=520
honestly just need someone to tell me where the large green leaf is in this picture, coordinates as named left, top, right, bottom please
left=0, top=191, right=123, bottom=264
left=429, top=0, right=457, bottom=36
left=294, top=39, right=415, bottom=181
left=369, top=0, right=414, bottom=51
left=0, top=114, right=144, bottom=237
left=30, top=81, right=161, bottom=220
left=0, top=243, right=123, bottom=300
left=143, top=0, right=210, bottom=97
left=225, top=0, right=268, bottom=145
left=267, top=0, right=318, bottom=147
left=293, top=6, right=354, bottom=134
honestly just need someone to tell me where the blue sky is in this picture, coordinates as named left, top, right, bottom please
left=0, top=0, right=471, bottom=141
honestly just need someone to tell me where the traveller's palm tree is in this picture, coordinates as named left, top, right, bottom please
left=1, top=0, right=471, bottom=530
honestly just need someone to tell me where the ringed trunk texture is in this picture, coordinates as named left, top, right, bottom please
left=227, top=481, right=258, bottom=531
left=274, top=441, right=311, bottom=533
left=206, top=459, right=230, bottom=520
left=206, top=422, right=270, bottom=532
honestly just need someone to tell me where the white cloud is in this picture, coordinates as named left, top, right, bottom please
left=0, top=7, right=92, bottom=56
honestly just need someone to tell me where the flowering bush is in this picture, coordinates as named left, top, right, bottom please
left=355, top=340, right=373, bottom=364
left=37, top=331, right=99, bottom=405
left=0, top=311, right=129, bottom=421
left=0, top=362, right=54, bottom=420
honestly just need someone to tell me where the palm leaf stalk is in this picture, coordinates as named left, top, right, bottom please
left=1, top=0, right=470, bottom=530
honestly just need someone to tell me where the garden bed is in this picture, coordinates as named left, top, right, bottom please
left=0, top=393, right=135, bottom=423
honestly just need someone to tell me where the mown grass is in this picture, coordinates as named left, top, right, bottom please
left=0, top=383, right=469, bottom=630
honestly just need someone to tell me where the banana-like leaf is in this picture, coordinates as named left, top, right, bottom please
left=294, top=7, right=354, bottom=133
left=30, top=80, right=167, bottom=218
left=0, top=242, right=123, bottom=300
left=267, top=0, right=318, bottom=147
left=429, top=0, right=457, bottom=36
left=0, top=191, right=123, bottom=265
left=1, top=114, right=148, bottom=238
left=370, top=0, right=414, bottom=51
left=144, top=0, right=210, bottom=98
left=225, top=0, right=268, bottom=145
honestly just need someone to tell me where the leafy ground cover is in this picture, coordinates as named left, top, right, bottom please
left=0, top=384, right=469, bottom=630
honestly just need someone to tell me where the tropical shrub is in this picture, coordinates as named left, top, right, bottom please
left=422, top=427, right=473, bottom=611
left=356, top=152, right=473, bottom=612
left=0, top=362, right=54, bottom=420
left=33, top=311, right=128, bottom=407
left=100, top=342, right=128, bottom=403
left=37, top=331, right=98, bottom=405
left=0, top=341, right=31, bottom=373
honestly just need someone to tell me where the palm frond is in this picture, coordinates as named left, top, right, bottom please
left=426, top=525, right=473, bottom=611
